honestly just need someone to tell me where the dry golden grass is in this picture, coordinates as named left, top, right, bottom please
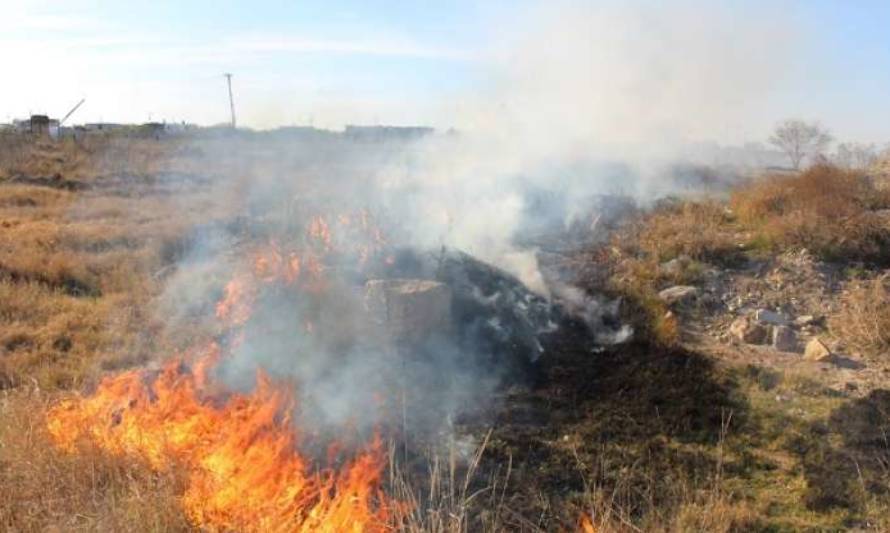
left=589, top=164, right=890, bottom=348
left=2, top=135, right=887, bottom=532
left=632, top=199, right=742, bottom=266
left=830, top=274, right=890, bottom=356
left=0, top=147, right=211, bottom=391
left=731, top=164, right=890, bottom=263
left=590, top=199, right=742, bottom=346
left=0, top=134, right=187, bottom=181
left=0, top=389, right=189, bottom=532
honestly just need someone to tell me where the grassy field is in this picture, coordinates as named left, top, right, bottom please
left=1, top=135, right=888, bottom=531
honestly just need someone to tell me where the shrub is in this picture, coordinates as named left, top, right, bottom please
left=830, top=275, right=890, bottom=356
left=731, top=165, right=890, bottom=264
left=634, top=200, right=742, bottom=266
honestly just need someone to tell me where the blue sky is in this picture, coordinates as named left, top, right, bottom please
left=1, top=0, right=889, bottom=143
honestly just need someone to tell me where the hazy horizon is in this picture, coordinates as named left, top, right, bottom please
left=2, top=0, right=890, bottom=145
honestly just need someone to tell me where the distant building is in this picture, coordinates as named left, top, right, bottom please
left=83, top=123, right=125, bottom=132
left=13, top=115, right=61, bottom=138
left=344, top=125, right=434, bottom=142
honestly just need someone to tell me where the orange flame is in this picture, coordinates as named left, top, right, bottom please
left=307, top=216, right=333, bottom=252
left=46, top=219, right=403, bottom=531
left=47, top=351, right=395, bottom=531
left=216, top=277, right=255, bottom=327
left=578, top=513, right=596, bottom=533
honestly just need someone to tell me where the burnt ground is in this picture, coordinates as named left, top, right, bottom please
left=459, top=320, right=745, bottom=530
left=452, top=315, right=889, bottom=531
left=436, top=237, right=890, bottom=530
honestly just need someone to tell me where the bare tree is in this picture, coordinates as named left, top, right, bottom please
left=769, top=119, right=833, bottom=170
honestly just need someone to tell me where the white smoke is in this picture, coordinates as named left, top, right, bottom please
left=148, top=0, right=802, bottom=442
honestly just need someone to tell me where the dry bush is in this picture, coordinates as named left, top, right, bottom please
left=0, top=390, right=188, bottom=532
left=633, top=199, right=742, bottom=266
left=589, top=199, right=740, bottom=346
left=830, top=275, right=890, bottom=355
left=731, top=165, right=890, bottom=263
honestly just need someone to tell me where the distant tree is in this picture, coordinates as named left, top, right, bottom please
left=833, top=142, right=878, bottom=170
left=768, top=119, right=833, bottom=170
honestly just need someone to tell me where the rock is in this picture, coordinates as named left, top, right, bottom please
left=803, top=338, right=832, bottom=362
left=660, top=257, right=686, bottom=277
left=658, top=285, right=699, bottom=305
left=755, top=309, right=790, bottom=326
left=772, top=326, right=798, bottom=352
left=793, top=315, right=816, bottom=327
left=729, top=317, right=768, bottom=344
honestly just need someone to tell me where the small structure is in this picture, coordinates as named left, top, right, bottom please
left=12, top=115, right=60, bottom=138
left=139, top=122, right=166, bottom=139
left=28, top=115, right=60, bottom=138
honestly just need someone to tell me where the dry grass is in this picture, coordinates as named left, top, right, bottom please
left=587, top=199, right=743, bottom=346
left=0, top=184, right=197, bottom=390
left=830, top=274, right=890, bottom=356
left=731, top=164, right=890, bottom=263
left=632, top=199, right=743, bottom=266
left=2, top=135, right=888, bottom=531
left=0, top=389, right=188, bottom=532
left=0, top=134, right=187, bottom=181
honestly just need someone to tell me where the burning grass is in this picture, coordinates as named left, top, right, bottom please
left=0, top=390, right=190, bottom=532
left=46, top=355, right=396, bottom=532
left=2, top=136, right=890, bottom=531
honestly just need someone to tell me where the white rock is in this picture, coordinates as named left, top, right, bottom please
left=755, top=309, right=790, bottom=326
left=803, top=338, right=832, bottom=362
left=793, top=315, right=816, bottom=327
left=658, top=285, right=699, bottom=305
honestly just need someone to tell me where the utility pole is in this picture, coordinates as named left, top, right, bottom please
left=223, top=73, right=236, bottom=129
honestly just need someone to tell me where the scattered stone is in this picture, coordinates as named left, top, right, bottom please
left=660, top=257, right=686, bottom=277
left=772, top=325, right=798, bottom=352
left=755, top=308, right=790, bottom=326
left=729, top=316, right=768, bottom=344
left=658, top=285, right=698, bottom=305
left=803, top=337, right=832, bottom=362
left=793, top=315, right=817, bottom=328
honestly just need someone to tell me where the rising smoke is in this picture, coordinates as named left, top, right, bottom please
left=149, top=1, right=799, bottom=446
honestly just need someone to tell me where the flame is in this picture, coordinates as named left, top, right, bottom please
left=578, top=513, right=596, bottom=533
left=215, top=277, right=255, bottom=326
left=47, top=354, right=395, bottom=531
left=46, top=217, right=402, bottom=531
left=307, top=216, right=333, bottom=252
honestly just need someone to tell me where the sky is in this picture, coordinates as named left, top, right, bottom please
left=1, top=0, right=889, bottom=144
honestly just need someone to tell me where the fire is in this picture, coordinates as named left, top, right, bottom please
left=216, top=277, right=255, bottom=326
left=579, top=513, right=596, bottom=533
left=47, top=354, right=395, bottom=531
left=46, top=219, right=402, bottom=531
left=307, top=215, right=333, bottom=252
